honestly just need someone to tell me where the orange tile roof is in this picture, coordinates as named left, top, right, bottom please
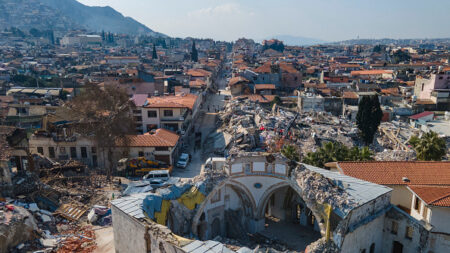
left=255, top=84, right=276, bottom=90
left=117, top=129, right=179, bottom=147
left=351, top=70, right=393, bottom=76
left=254, top=62, right=272, bottom=73
left=381, top=88, right=399, bottom=95
left=187, top=69, right=211, bottom=77
left=145, top=94, right=198, bottom=109
left=338, top=161, right=450, bottom=185
left=408, top=186, right=450, bottom=207
left=228, top=76, right=249, bottom=86
left=189, top=79, right=206, bottom=88
left=342, top=91, right=358, bottom=99
left=279, top=63, right=298, bottom=73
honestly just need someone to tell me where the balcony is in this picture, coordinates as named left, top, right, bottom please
left=160, top=116, right=185, bottom=122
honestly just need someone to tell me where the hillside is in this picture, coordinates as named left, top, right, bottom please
left=0, top=0, right=165, bottom=37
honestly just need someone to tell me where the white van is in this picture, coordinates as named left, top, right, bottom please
left=143, top=170, right=170, bottom=181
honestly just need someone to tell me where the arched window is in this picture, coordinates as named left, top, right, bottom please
left=370, top=243, right=375, bottom=253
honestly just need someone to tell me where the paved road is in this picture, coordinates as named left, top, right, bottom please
left=172, top=67, right=230, bottom=178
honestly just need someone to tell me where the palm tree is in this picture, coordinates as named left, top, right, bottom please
left=410, top=131, right=446, bottom=161
left=281, top=144, right=300, bottom=162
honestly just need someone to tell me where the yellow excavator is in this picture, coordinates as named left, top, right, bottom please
left=117, top=157, right=173, bottom=177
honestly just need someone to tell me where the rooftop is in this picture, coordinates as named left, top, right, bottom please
left=408, top=185, right=450, bottom=207
left=117, top=129, right=179, bottom=147
left=338, top=161, right=450, bottom=186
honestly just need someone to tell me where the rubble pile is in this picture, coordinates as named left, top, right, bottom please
left=55, top=225, right=97, bottom=253
left=218, top=99, right=359, bottom=157
left=305, top=238, right=339, bottom=253
left=0, top=206, right=38, bottom=253
left=294, top=165, right=358, bottom=216
left=0, top=165, right=117, bottom=252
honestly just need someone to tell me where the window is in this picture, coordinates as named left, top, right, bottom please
left=48, top=147, right=55, bottom=158
left=361, top=250, right=366, bottom=253
left=37, top=147, right=44, bottom=155
left=163, top=110, right=173, bottom=117
left=60, top=147, right=66, bottom=154
left=70, top=147, right=77, bottom=158
left=391, top=221, right=398, bottom=235
left=414, top=196, right=421, bottom=211
left=155, top=147, right=168, bottom=151
left=91, top=147, right=96, bottom=154
left=370, top=243, right=375, bottom=253
left=147, top=110, right=157, bottom=118
left=81, top=147, right=87, bottom=158
left=138, top=151, right=144, bottom=157
left=421, top=83, right=425, bottom=91
left=405, top=226, right=413, bottom=240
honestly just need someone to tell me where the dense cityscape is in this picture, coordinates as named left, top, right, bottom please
left=0, top=1, right=449, bottom=253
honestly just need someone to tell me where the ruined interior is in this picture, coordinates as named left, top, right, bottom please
left=260, top=185, right=322, bottom=251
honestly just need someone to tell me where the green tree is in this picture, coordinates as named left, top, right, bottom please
left=409, top=131, right=446, bottom=161
left=191, top=41, right=198, bottom=62
left=270, top=96, right=282, bottom=106
left=373, top=44, right=386, bottom=53
left=356, top=95, right=383, bottom=145
left=152, top=44, right=158, bottom=59
left=391, top=50, right=411, bottom=64
left=303, top=141, right=373, bottom=168
left=281, top=144, right=300, bottom=162
left=281, top=144, right=300, bottom=176
left=59, top=84, right=136, bottom=179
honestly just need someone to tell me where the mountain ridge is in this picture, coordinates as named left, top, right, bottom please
left=0, top=0, right=165, bottom=37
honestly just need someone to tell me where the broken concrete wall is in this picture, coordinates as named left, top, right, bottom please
left=111, top=205, right=148, bottom=253
left=382, top=206, right=430, bottom=253
left=0, top=206, right=38, bottom=253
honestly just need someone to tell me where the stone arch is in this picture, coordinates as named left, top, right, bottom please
left=256, top=179, right=327, bottom=236
left=191, top=179, right=257, bottom=236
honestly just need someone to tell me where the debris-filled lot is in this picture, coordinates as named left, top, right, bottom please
left=1, top=161, right=120, bottom=253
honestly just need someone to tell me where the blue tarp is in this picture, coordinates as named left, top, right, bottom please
left=143, top=195, right=163, bottom=219
left=195, top=181, right=208, bottom=195
left=142, top=183, right=192, bottom=219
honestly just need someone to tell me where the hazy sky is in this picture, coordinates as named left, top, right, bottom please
left=77, top=0, right=450, bottom=42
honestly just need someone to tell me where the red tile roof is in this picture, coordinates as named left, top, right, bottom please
left=228, top=76, right=249, bottom=87
left=342, top=91, right=358, bottom=99
left=187, top=69, right=211, bottom=77
left=409, top=111, right=434, bottom=120
left=408, top=186, right=450, bottom=207
left=189, top=79, right=206, bottom=88
left=338, top=161, right=450, bottom=185
left=145, top=94, right=198, bottom=109
left=117, top=129, right=179, bottom=147
left=254, top=63, right=272, bottom=73
left=255, top=84, right=276, bottom=90
left=351, top=70, right=393, bottom=76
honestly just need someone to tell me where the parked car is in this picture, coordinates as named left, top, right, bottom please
left=176, top=153, right=190, bottom=168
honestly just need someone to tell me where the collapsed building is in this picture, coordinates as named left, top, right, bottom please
left=111, top=152, right=438, bottom=253
left=205, top=99, right=358, bottom=158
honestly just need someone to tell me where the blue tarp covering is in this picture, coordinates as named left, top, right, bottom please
left=195, top=181, right=208, bottom=195
left=142, top=183, right=192, bottom=219
left=143, top=195, right=163, bottom=219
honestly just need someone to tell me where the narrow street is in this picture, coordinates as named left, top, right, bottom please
left=171, top=63, right=231, bottom=178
